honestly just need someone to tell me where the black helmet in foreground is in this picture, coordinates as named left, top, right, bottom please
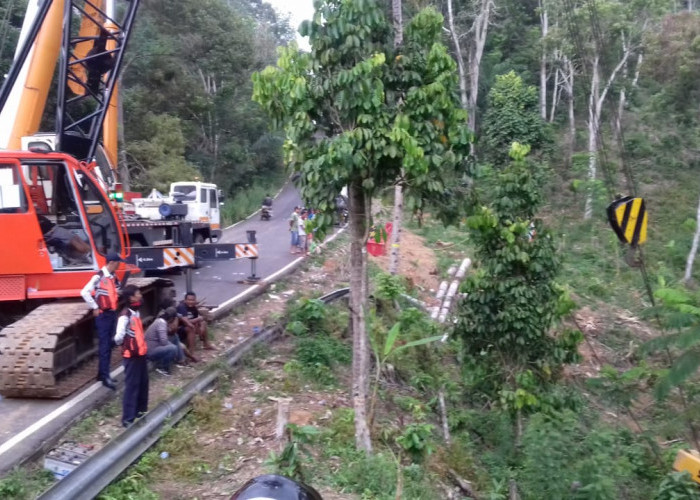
left=230, top=474, right=323, bottom=500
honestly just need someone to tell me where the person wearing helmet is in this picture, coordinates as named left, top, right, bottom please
left=229, top=474, right=323, bottom=500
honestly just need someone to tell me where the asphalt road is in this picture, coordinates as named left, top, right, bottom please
left=168, top=182, right=303, bottom=304
left=0, top=183, right=307, bottom=474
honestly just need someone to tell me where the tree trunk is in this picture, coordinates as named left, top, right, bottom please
left=388, top=178, right=403, bottom=275
left=392, top=0, right=402, bottom=48
left=388, top=0, right=404, bottom=276
left=349, top=181, right=372, bottom=453
left=549, top=64, right=559, bottom=123
left=539, top=0, right=548, bottom=120
left=446, top=0, right=468, bottom=111
left=684, top=194, right=700, bottom=283
left=616, top=51, right=643, bottom=141
left=584, top=56, right=600, bottom=220
left=583, top=47, right=631, bottom=219
left=467, top=0, right=493, bottom=137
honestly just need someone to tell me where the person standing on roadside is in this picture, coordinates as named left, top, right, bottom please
left=80, top=252, right=124, bottom=390
left=289, top=206, right=300, bottom=254
left=114, top=285, right=148, bottom=428
left=297, top=209, right=308, bottom=255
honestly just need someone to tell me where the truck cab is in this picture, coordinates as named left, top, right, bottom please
left=169, top=181, right=223, bottom=238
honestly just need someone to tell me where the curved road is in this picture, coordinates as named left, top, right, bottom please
left=0, top=183, right=307, bottom=475
left=168, top=182, right=303, bottom=303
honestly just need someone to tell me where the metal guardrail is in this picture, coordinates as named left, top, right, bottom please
left=39, top=288, right=351, bottom=500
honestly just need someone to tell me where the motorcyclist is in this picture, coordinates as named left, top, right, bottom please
left=262, top=194, right=273, bottom=208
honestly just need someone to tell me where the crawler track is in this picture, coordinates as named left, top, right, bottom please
left=0, top=277, right=172, bottom=398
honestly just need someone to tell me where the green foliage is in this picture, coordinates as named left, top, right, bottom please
left=480, top=72, right=550, bottom=166
left=291, top=335, right=352, bottom=387
left=126, top=113, right=201, bottom=192
left=252, top=2, right=469, bottom=238
left=642, top=285, right=700, bottom=400
left=455, top=144, right=580, bottom=412
left=286, top=298, right=327, bottom=337
left=374, top=272, right=406, bottom=301
left=588, top=364, right=655, bottom=418
left=654, top=471, right=700, bottom=500
left=328, top=450, right=435, bottom=500
left=265, top=424, right=320, bottom=481
left=518, top=411, right=662, bottom=500
left=326, top=408, right=356, bottom=448
left=219, top=172, right=287, bottom=225
left=0, top=469, right=55, bottom=500
left=395, top=423, right=435, bottom=463
left=296, top=336, right=351, bottom=368
left=284, top=358, right=337, bottom=387
left=121, top=0, right=289, bottom=197
left=99, top=451, right=159, bottom=499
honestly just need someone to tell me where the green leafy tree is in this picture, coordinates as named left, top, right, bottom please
left=454, top=142, right=581, bottom=417
left=126, top=113, right=201, bottom=193
left=480, top=71, right=550, bottom=165
left=252, top=0, right=468, bottom=452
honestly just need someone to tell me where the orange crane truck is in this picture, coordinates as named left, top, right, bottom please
left=0, top=0, right=257, bottom=398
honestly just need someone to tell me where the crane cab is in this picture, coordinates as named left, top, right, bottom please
left=0, top=151, right=125, bottom=300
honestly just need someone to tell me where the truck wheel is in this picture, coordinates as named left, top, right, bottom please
left=192, top=233, right=205, bottom=268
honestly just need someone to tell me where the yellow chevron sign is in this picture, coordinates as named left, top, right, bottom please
left=607, top=196, right=647, bottom=247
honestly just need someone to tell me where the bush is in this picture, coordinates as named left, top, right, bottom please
left=296, top=337, right=351, bottom=368
left=286, top=298, right=327, bottom=337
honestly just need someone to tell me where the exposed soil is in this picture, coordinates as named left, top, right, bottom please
left=372, top=229, right=441, bottom=302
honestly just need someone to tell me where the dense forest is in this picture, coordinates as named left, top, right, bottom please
left=0, top=0, right=294, bottom=207
left=3, top=0, right=700, bottom=497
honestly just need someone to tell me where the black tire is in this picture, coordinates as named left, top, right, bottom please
left=192, top=233, right=205, bottom=269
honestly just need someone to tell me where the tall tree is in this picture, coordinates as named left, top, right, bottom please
left=566, top=0, right=665, bottom=219
left=539, top=0, right=549, bottom=119
left=252, top=1, right=469, bottom=451
left=443, top=0, right=494, bottom=144
left=468, top=0, right=495, bottom=138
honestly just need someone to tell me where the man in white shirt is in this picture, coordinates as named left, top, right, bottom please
left=80, top=252, right=124, bottom=390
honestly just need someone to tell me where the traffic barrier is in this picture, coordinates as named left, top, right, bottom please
left=163, top=247, right=194, bottom=267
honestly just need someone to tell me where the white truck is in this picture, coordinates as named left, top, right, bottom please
left=125, top=181, right=224, bottom=247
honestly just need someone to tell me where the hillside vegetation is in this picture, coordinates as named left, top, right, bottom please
left=2, top=0, right=700, bottom=497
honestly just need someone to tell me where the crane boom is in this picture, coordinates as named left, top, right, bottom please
left=0, top=0, right=63, bottom=150
left=0, top=0, right=138, bottom=172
